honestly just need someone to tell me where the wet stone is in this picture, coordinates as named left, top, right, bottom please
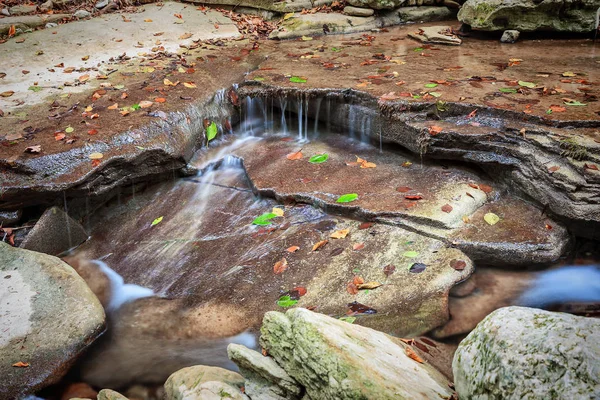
left=500, top=29, right=520, bottom=43
left=20, top=206, right=88, bottom=256
left=343, top=5, right=375, bottom=17
left=407, top=25, right=462, bottom=45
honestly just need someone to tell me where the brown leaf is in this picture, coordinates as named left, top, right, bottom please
left=286, top=151, right=303, bottom=160
left=273, top=258, right=288, bottom=274
left=404, top=195, right=423, bottom=200
left=155, top=97, right=166, bottom=103
left=24, top=145, right=42, bottom=153
left=54, top=132, right=65, bottom=141
left=441, top=204, right=453, bottom=213
left=584, top=163, right=598, bottom=171
left=347, top=282, right=358, bottom=295
left=0, top=91, right=15, bottom=97
left=383, top=264, right=396, bottom=277
left=78, top=74, right=90, bottom=83
left=548, top=166, right=560, bottom=173
left=450, top=259, right=467, bottom=271
left=292, top=286, right=307, bottom=296
left=396, top=186, right=412, bottom=193
left=139, top=100, right=153, bottom=108
left=352, top=243, right=365, bottom=251
left=179, top=33, right=193, bottom=39
left=286, top=246, right=300, bottom=253
left=478, top=184, right=493, bottom=193
left=311, top=240, right=328, bottom=251
left=405, top=346, right=424, bottom=363
left=8, top=25, right=16, bottom=38
left=357, top=281, right=382, bottom=290
left=549, top=105, right=566, bottom=113
left=108, top=103, right=119, bottom=110
left=5, top=133, right=23, bottom=141
left=330, top=229, right=349, bottom=239
left=358, top=222, right=373, bottom=230
left=330, top=247, right=344, bottom=256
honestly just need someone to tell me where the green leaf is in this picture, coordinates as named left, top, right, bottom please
left=331, top=47, right=341, bottom=52
left=339, top=316, right=356, bottom=324
left=28, top=86, right=42, bottom=92
left=252, top=212, right=278, bottom=226
left=484, top=212, right=500, bottom=225
left=290, top=76, right=307, bottom=83
left=563, top=100, right=587, bottom=106
left=309, top=153, right=329, bottom=164
left=546, top=109, right=553, bottom=115
left=114, top=84, right=125, bottom=89
left=518, top=81, right=535, bottom=88
left=336, top=193, right=358, bottom=203
left=403, top=250, right=419, bottom=258
left=413, top=47, right=424, bottom=52
left=429, top=91, right=442, bottom=98
left=206, top=121, right=218, bottom=142
left=499, top=88, right=517, bottom=93
left=412, top=95, right=421, bottom=99
left=277, top=295, right=298, bottom=308
left=253, top=77, right=265, bottom=82
left=65, top=126, right=74, bottom=133
left=131, top=103, right=141, bottom=111
left=424, top=83, right=438, bottom=88
left=151, top=216, right=163, bottom=226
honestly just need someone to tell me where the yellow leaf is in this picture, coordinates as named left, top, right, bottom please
left=144, top=18, right=153, bottom=22
left=562, top=71, right=575, bottom=77
left=163, top=78, right=179, bottom=86
left=283, top=12, right=295, bottom=20
left=88, top=152, right=103, bottom=160
left=484, top=212, right=500, bottom=226
left=179, top=33, right=193, bottom=39
left=357, top=281, right=382, bottom=290
left=108, top=103, right=118, bottom=110
left=360, top=161, right=376, bottom=169
left=178, top=67, right=186, bottom=73
left=301, top=35, right=313, bottom=41
left=183, top=82, right=197, bottom=88
left=311, top=240, right=328, bottom=251
left=405, top=347, right=424, bottom=363
left=330, top=229, right=349, bottom=239
left=272, top=207, right=284, bottom=217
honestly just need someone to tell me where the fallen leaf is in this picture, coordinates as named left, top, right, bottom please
left=273, top=258, right=289, bottom=274
left=405, top=347, right=424, bottom=363
left=144, top=18, right=153, bottom=22
left=286, top=246, right=300, bottom=253
left=78, top=74, right=90, bottom=83
left=441, top=204, right=453, bottom=213
left=163, top=78, right=179, bottom=86
left=484, top=212, right=500, bottom=225
left=24, top=145, right=42, bottom=153
left=478, top=184, right=493, bottom=193
left=548, top=166, right=560, bottom=173
left=151, top=216, right=163, bottom=226
left=353, top=276, right=365, bottom=285
left=8, top=25, right=16, bottom=38
left=309, top=153, right=328, bottom=163
left=347, top=282, right=358, bottom=295
left=311, top=240, right=328, bottom=251
left=347, top=301, right=377, bottom=315
left=358, top=222, right=373, bottom=230
left=183, top=82, right=197, bottom=88
left=404, top=195, right=423, bottom=200
left=584, top=163, right=598, bottom=171
left=87, top=129, right=98, bottom=135
left=403, top=250, right=419, bottom=258
left=409, top=263, right=427, bottom=273
left=179, top=33, right=193, bottom=39
left=518, top=81, right=536, bottom=88
left=357, top=281, right=382, bottom=290
left=286, top=150, right=303, bottom=160
left=330, top=247, right=344, bottom=257
left=272, top=207, right=284, bottom=217
left=330, top=229, right=350, bottom=239
left=383, top=264, right=396, bottom=277
left=139, top=100, right=153, bottom=108
left=0, top=91, right=15, bottom=97
left=549, top=105, right=566, bottom=113
left=12, top=362, right=29, bottom=368
left=5, top=133, right=23, bottom=141
left=562, top=71, right=576, bottom=77
left=337, top=193, right=358, bottom=203
left=450, top=259, right=467, bottom=270
left=88, top=152, right=103, bottom=160
left=353, top=243, right=364, bottom=251
left=108, top=103, right=119, bottom=110
left=428, top=125, right=443, bottom=136
left=396, top=186, right=412, bottom=193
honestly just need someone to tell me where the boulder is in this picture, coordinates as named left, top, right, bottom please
left=408, top=25, right=462, bottom=45
left=20, top=206, right=88, bottom=256
left=343, top=5, right=375, bottom=17
left=164, top=365, right=247, bottom=400
left=453, top=306, right=600, bottom=399
left=458, top=0, right=600, bottom=32
left=396, top=6, right=456, bottom=22
left=98, top=389, right=129, bottom=400
left=228, top=344, right=302, bottom=400
left=60, top=382, right=98, bottom=400
left=260, top=308, right=455, bottom=400
left=0, top=243, right=105, bottom=399
left=500, top=29, right=520, bottom=43
left=73, top=9, right=91, bottom=19
left=0, top=209, right=21, bottom=225
left=347, top=0, right=406, bottom=9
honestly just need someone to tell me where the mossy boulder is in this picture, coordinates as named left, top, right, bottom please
left=259, top=308, right=454, bottom=400
left=453, top=306, right=600, bottom=399
left=458, top=0, right=600, bottom=32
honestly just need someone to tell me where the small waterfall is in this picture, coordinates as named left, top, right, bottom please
left=280, top=98, right=288, bottom=135
left=297, top=93, right=303, bottom=141
left=313, top=97, right=323, bottom=138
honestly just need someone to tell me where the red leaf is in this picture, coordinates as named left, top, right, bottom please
left=404, top=195, right=423, bottom=200
left=358, top=222, right=373, bottom=230
left=450, top=259, right=467, bottom=271
left=396, top=186, right=412, bottom=193
left=273, top=258, right=288, bottom=274
left=441, top=204, right=453, bottom=213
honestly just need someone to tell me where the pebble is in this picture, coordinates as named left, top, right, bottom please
left=45, top=22, right=58, bottom=29
left=500, top=29, right=520, bottom=43
left=73, top=9, right=91, bottom=18
left=1, top=8, right=10, bottom=16
left=95, top=0, right=109, bottom=9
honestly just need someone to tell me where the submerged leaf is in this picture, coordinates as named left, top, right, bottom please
left=290, top=76, right=307, bottom=83
left=151, top=216, right=163, bottom=226
left=403, top=250, right=419, bottom=258
left=484, top=212, right=500, bottom=225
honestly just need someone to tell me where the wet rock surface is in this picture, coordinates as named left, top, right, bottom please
left=453, top=306, right=600, bottom=399
left=20, top=206, right=88, bottom=256
left=0, top=243, right=105, bottom=399
left=458, top=0, right=600, bottom=32
left=348, top=0, right=407, bottom=9
left=259, top=308, right=455, bottom=399
left=407, top=25, right=462, bottom=45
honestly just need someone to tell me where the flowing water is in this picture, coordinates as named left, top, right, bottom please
left=60, top=94, right=600, bottom=392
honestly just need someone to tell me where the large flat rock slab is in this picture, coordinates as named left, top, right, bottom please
left=0, top=243, right=105, bottom=398
left=232, top=133, right=568, bottom=265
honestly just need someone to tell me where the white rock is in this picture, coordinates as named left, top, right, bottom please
left=73, top=9, right=91, bottom=19
left=453, top=306, right=600, bottom=400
